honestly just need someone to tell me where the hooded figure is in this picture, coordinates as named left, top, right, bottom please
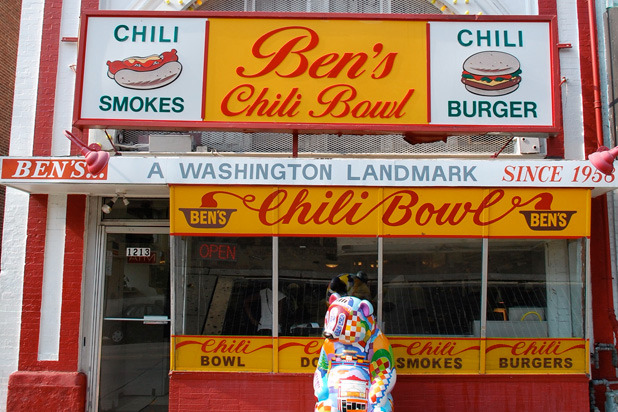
left=327, top=271, right=372, bottom=301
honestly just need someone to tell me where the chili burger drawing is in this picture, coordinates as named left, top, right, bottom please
left=461, top=51, right=522, bottom=97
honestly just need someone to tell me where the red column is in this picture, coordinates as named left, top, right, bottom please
left=8, top=195, right=88, bottom=412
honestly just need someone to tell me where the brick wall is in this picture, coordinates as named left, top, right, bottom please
left=169, top=372, right=590, bottom=412
left=0, top=0, right=21, bottom=250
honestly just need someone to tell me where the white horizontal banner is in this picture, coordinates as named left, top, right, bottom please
left=0, top=157, right=615, bottom=195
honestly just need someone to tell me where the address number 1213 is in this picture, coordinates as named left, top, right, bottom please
left=126, top=247, right=151, bottom=257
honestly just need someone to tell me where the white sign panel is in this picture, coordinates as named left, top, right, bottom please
left=79, top=17, right=207, bottom=121
left=429, top=21, right=554, bottom=126
left=126, top=247, right=150, bottom=257
left=1, top=157, right=616, bottom=196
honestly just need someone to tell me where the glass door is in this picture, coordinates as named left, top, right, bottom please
left=98, top=232, right=170, bottom=412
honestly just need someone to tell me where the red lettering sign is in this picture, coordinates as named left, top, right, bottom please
left=199, top=243, right=237, bottom=261
left=236, top=26, right=397, bottom=80
left=200, top=188, right=555, bottom=229
left=1, top=159, right=107, bottom=179
left=403, top=340, right=476, bottom=357
left=127, top=253, right=156, bottom=264
left=486, top=340, right=586, bottom=356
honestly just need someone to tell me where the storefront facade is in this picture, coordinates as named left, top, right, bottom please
left=2, top=1, right=617, bottom=411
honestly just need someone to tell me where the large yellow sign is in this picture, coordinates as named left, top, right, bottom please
left=77, top=13, right=559, bottom=133
left=170, top=186, right=590, bottom=237
left=172, top=336, right=588, bottom=375
left=205, top=18, right=428, bottom=126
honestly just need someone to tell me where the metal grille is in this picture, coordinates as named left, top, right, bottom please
left=120, top=130, right=517, bottom=156
left=390, top=0, right=445, bottom=14
left=197, top=0, right=245, bottom=11
left=197, top=0, right=443, bottom=13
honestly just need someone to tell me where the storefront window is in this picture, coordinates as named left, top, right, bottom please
left=173, top=236, right=585, bottom=339
left=174, top=236, right=377, bottom=337
left=174, top=236, right=272, bottom=336
left=485, top=239, right=585, bottom=338
left=382, top=238, right=483, bottom=336
left=171, top=235, right=588, bottom=374
left=278, top=237, right=378, bottom=337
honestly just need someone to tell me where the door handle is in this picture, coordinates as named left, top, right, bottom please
left=103, top=316, right=170, bottom=324
left=143, top=315, right=170, bottom=325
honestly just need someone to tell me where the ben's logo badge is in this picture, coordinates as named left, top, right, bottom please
left=520, top=210, right=576, bottom=231
left=180, top=192, right=236, bottom=229
left=515, top=192, right=576, bottom=231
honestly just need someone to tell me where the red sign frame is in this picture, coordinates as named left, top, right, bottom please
left=73, top=11, right=561, bottom=137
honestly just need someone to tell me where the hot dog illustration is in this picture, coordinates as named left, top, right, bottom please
left=106, top=49, right=182, bottom=90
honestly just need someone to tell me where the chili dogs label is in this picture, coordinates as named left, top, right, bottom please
left=76, top=13, right=557, bottom=134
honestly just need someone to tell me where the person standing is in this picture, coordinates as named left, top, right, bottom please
left=244, top=287, right=286, bottom=334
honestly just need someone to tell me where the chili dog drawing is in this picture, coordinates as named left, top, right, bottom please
left=106, top=49, right=182, bottom=90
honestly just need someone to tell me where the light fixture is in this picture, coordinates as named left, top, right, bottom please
left=325, top=263, right=339, bottom=269
left=589, top=146, right=618, bottom=175
left=101, top=196, right=117, bottom=214
left=64, top=130, right=110, bottom=175
left=122, top=196, right=130, bottom=206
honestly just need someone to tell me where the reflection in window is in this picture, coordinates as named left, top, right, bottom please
left=173, top=236, right=586, bottom=340
left=486, top=239, right=584, bottom=338
left=174, top=236, right=378, bottom=337
left=101, top=197, right=169, bottom=220
left=278, top=237, right=378, bottom=337
left=174, top=236, right=272, bottom=336
left=382, top=238, right=483, bottom=336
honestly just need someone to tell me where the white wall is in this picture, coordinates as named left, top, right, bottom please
left=0, top=0, right=44, bottom=407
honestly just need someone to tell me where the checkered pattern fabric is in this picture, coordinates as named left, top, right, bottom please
left=371, top=358, right=391, bottom=376
left=369, top=370, right=394, bottom=404
left=344, top=314, right=366, bottom=341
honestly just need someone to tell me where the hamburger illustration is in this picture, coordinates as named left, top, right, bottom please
left=461, top=51, right=522, bottom=96
left=106, top=49, right=182, bottom=90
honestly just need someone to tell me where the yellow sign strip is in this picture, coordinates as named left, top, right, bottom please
left=170, top=186, right=590, bottom=237
left=172, top=336, right=588, bottom=375
left=484, top=338, right=588, bottom=374
left=173, top=335, right=274, bottom=372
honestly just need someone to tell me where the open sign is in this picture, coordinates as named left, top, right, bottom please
left=199, top=243, right=237, bottom=262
